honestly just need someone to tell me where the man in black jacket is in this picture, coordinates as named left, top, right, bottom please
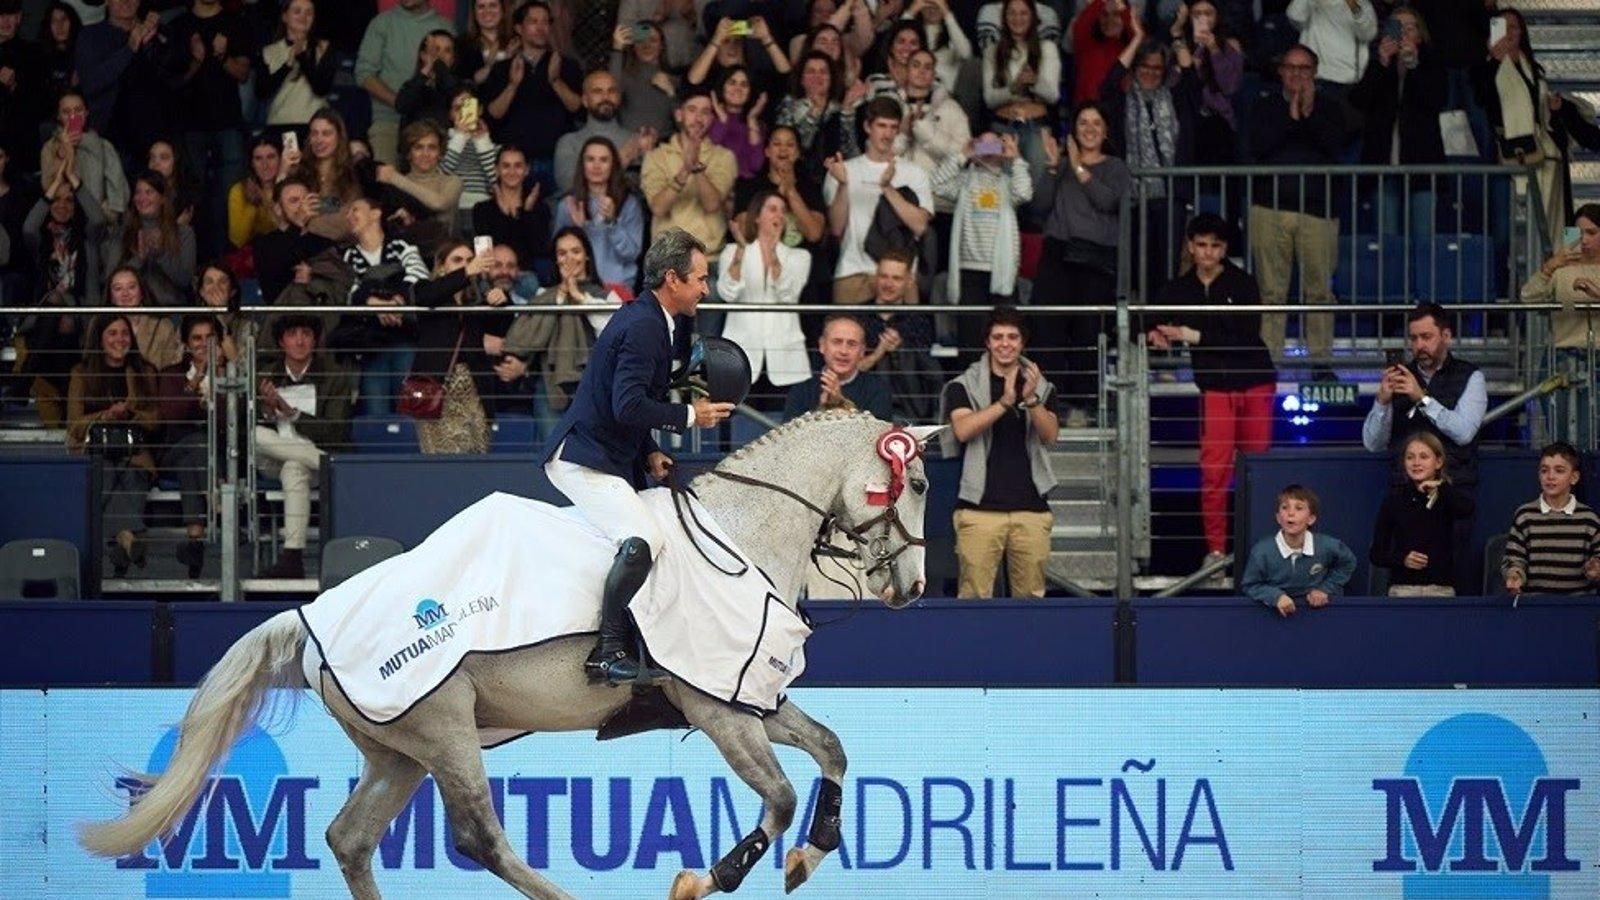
left=1148, top=213, right=1277, bottom=569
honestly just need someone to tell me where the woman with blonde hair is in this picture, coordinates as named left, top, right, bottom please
left=1369, top=431, right=1474, bottom=596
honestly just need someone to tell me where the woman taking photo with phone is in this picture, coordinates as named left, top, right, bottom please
left=41, top=89, right=127, bottom=223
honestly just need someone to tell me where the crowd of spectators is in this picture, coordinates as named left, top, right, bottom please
left=0, top=0, right=1594, bottom=595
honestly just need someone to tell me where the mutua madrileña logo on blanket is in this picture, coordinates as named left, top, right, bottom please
left=379, top=595, right=501, bottom=681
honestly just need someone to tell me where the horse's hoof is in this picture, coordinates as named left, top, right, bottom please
left=784, top=847, right=814, bottom=893
left=668, top=870, right=710, bottom=900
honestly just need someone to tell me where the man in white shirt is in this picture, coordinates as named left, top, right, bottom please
left=824, top=96, right=934, bottom=304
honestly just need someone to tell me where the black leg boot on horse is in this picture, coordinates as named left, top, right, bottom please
left=585, top=536, right=652, bottom=684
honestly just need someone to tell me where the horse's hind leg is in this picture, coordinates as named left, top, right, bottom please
left=427, top=740, right=576, bottom=900
left=763, top=700, right=846, bottom=893
left=326, top=726, right=426, bottom=900
left=667, top=689, right=799, bottom=899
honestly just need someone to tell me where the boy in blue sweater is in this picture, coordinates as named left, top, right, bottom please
left=1242, top=484, right=1358, bottom=618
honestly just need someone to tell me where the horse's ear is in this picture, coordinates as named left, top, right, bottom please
left=904, top=425, right=948, bottom=450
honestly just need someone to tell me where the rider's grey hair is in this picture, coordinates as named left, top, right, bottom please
left=642, top=228, right=706, bottom=291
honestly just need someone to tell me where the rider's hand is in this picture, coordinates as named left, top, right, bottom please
left=693, top=397, right=735, bottom=428
left=647, top=450, right=673, bottom=481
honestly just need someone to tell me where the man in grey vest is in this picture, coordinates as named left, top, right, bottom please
left=938, top=306, right=1060, bottom=598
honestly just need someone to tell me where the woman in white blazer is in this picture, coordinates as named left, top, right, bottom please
left=715, top=190, right=813, bottom=409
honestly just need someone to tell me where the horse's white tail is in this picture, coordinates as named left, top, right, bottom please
left=77, top=609, right=307, bottom=858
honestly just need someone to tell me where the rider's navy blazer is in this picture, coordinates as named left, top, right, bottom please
left=542, top=290, right=693, bottom=488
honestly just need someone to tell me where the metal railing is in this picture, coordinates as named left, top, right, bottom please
left=1, top=298, right=1591, bottom=595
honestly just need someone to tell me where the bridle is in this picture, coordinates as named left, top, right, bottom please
left=703, top=467, right=926, bottom=579
left=687, top=425, right=928, bottom=583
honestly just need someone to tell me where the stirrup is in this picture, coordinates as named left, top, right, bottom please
left=585, top=647, right=640, bottom=684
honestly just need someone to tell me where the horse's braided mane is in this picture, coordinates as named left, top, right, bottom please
left=690, top=408, right=881, bottom=490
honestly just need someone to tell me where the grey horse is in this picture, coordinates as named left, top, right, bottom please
left=79, top=410, right=936, bottom=899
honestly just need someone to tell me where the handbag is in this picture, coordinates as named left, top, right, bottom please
left=397, top=325, right=464, bottom=420
left=87, top=420, right=140, bottom=460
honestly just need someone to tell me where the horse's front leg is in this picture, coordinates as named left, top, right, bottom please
left=667, top=689, right=797, bottom=900
left=763, top=700, right=845, bottom=893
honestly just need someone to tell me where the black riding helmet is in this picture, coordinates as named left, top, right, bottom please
left=680, top=336, right=753, bottom=406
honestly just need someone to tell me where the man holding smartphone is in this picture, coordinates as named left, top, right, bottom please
left=1362, top=303, right=1486, bottom=591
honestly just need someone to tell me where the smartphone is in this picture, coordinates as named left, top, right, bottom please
left=631, top=23, right=653, bottom=41
left=973, top=136, right=1004, bottom=157
left=458, top=95, right=480, bottom=133
left=281, top=129, right=298, bottom=156
left=727, top=19, right=751, bottom=37
left=1384, top=348, right=1406, bottom=368
left=64, top=111, right=84, bottom=139
left=1488, top=15, right=1507, bottom=49
left=1382, top=17, right=1403, bottom=41
left=473, top=235, right=493, bottom=258
left=1565, top=225, right=1582, bottom=247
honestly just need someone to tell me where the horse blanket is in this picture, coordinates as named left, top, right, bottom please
left=299, top=490, right=810, bottom=738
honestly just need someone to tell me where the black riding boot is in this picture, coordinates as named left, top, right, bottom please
left=585, top=536, right=652, bottom=683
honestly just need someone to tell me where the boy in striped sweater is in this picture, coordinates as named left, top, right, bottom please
left=1502, top=442, right=1600, bottom=595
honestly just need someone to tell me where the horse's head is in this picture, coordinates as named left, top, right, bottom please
left=830, top=424, right=944, bottom=608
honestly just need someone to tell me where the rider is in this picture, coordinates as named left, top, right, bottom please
left=542, top=228, right=736, bottom=683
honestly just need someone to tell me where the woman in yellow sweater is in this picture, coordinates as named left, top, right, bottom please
left=227, top=137, right=282, bottom=248
left=1521, top=203, right=1600, bottom=444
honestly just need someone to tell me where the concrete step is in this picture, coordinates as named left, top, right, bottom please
left=1052, top=524, right=1116, bottom=543
left=1529, top=23, right=1600, bottom=51
left=1054, top=426, right=1116, bottom=446
left=1049, top=551, right=1118, bottom=583
left=1540, top=55, right=1600, bottom=83
left=1050, top=496, right=1110, bottom=528
left=1051, top=532, right=1118, bottom=553
left=1506, top=0, right=1600, bottom=18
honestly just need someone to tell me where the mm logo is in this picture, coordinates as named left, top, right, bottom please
left=413, top=599, right=449, bottom=629
left=1372, top=713, right=1579, bottom=898
left=115, top=725, right=319, bottom=897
